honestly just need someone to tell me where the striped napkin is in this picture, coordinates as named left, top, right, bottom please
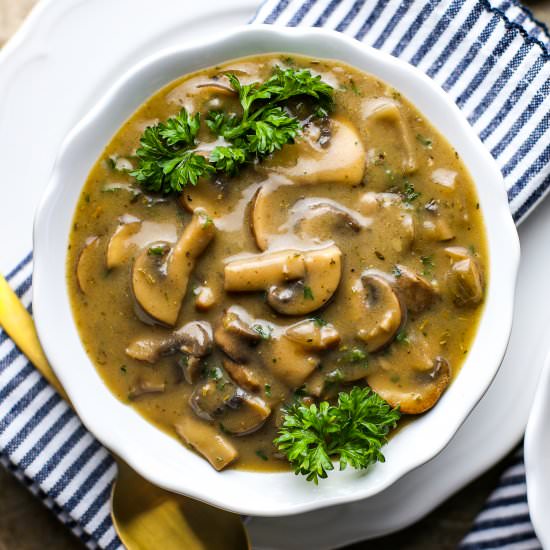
left=1, top=1, right=549, bottom=548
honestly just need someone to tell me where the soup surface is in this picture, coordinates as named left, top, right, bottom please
left=68, top=54, right=487, bottom=477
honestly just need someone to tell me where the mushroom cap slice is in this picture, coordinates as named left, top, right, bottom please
left=214, top=308, right=262, bottom=364
left=268, top=116, right=366, bottom=185
left=76, top=236, right=100, bottom=294
left=190, top=379, right=241, bottom=421
left=194, top=285, right=216, bottom=311
left=222, top=359, right=263, bottom=393
left=220, top=394, right=271, bottom=436
left=293, top=200, right=364, bottom=243
left=132, top=210, right=215, bottom=326
left=175, top=415, right=238, bottom=471
left=446, top=259, right=484, bottom=306
left=268, top=335, right=320, bottom=389
left=285, top=319, right=340, bottom=350
left=366, top=356, right=451, bottom=414
left=354, top=272, right=403, bottom=352
left=249, top=186, right=273, bottom=251
left=106, top=219, right=141, bottom=269
left=393, top=265, right=439, bottom=314
left=267, top=245, right=342, bottom=316
left=126, top=321, right=213, bottom=363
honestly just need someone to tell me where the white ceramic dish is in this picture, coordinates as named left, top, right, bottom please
left=525, top=349, right=550, bottom=549
left=3, top=1, right=547, bottom=546
left=31, top=24, right=519, bottom=516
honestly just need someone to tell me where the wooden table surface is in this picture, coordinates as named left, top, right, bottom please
left=1, top=1, right=549, bottom=549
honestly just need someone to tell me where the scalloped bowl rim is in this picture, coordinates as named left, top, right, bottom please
left=32, top=25, right=519, bottom=516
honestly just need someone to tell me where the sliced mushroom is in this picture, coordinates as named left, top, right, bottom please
left=249, top=186, right=274, bottom=251
left=431, top=168, right=457, bottom=191
left=190, top=378, right=271, bottom=436
left=190, top=379, right=241, bottom=421
left=175, top=415, right=238, bottom=471
left=132, top=210, right=215, bottom=325
left=222, top=359, right=263, bottom=393
left=421, top=218, right=454, bottom=242
left=294, top=200, right=364, bottom=241
left=178, top=355, right=203, bottom=384
left=126, top=321, right=213, bottom=363
left=225, top=247, right=342, bottom=315
left=393, top=265, right=439, bottom=313
left=224, top=249, right=306, bottom=292
left=363, top=97, right=416, bottom=173
left=250, top=189, right=365, bottom=251
left=268, top=116, right=366, bottom=185
left=214, top=308, right=262, bottom=363
left=106, top=217, right=141, bottom=269
left=353, top=272, right=403, bottom=352
left=268, top=334, right=320, bottom=388
left=266, top=246, right=342, bottom=316
left=220, top=394, right=271, bottom=436
left=285, top=319, right=340, bottom=350
left=194, top=285, right=216, bottom=311
left=128, top=379, right=166, bottom=400
left=444, top=247, right=484, bottom=307
left=76, top=236, right=100, bottom=294
left=366, top=356, right=451, bottom=414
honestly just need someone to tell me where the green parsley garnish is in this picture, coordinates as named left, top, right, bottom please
left=416, top=134, right=433, bottom=148
left=303, top=285, right=315, bottom=300
left=340, top=347, right=368, bottom=365
left=264, top=384, right=272, bottom=397
left=403, top=180, right=420, bottom=203
left=130, top=67, right=334, bottom=194
left=255, top=449, right=269, bottom=461
left=396, top=329, right=410, bottom=344
left=131, top=110, right=214, bottom=194
left=310, top=316, right=327, bottom=327
left=148, top=245, right=167, bottom=256
left=274, top=387, right=401, bottom=484
left=420, top=255, right=434, bottom=276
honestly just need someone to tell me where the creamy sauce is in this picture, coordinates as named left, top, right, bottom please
left=67, top=54, right=488, bottom=472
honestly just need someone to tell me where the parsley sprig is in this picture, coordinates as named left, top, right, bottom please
left=274, top=387, right=400, bottom=484
left=131, top=110, right=214, bottom=193
left=130, top=67, right=334, bottom=194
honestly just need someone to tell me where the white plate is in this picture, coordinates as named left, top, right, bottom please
left=525, top=349, right=550, bottom=549
left=0, top=0, right=547, bottom=547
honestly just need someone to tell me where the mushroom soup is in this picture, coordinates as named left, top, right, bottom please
left=68, top=54, right=487, bottom=476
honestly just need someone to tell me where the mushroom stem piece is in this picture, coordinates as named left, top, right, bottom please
left=132, top=210, right=215, bottom=326
left=224, top=246, right=342, bottom=316
left=175, top=416, right=238, bottom=471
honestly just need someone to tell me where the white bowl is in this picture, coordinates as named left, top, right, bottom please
left=33, top=25, right=519, bottom=516
left=524, top=348, right=550, bottom=548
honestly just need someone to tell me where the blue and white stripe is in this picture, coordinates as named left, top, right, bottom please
left=1, top=1, right=549, bottom=548
left=0, top=254, right=122, bottom=550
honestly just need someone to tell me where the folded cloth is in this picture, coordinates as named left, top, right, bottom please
left=1, top=1, right=549, bottom=549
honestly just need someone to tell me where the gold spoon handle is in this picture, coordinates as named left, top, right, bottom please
left=0, top=274, right=68, bottom=400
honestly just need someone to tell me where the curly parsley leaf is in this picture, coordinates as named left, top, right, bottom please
left=131, top=67, right=334, bottom=194
left=274, top=387, right=400, bottom=484
left=131, top=110, right=214, bottom=193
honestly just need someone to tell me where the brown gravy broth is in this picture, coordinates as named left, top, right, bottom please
left=67, top=54, right=488, bottom=472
